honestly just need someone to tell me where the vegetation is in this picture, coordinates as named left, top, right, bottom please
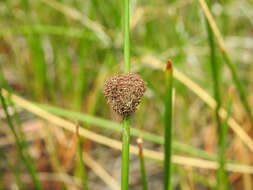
left=1, top=0, right=253, bottom=189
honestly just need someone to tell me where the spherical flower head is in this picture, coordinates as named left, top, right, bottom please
left=103, top=73, right=146, bottom=117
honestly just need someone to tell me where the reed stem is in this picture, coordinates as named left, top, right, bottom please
left=121, top=0, right=131, bottom=188
left=124, top=0, right=130, bottom=73
left=206, top=22, right=227, bottom=190
left=164, top=61, right=173, bottom=190
left=76, top=124, right=89, bottom=190
left=205, top=1, right=227, bottom=188
left=121, top=117, right=130, bottom=190
left=137, top=138, right=149, bottom=190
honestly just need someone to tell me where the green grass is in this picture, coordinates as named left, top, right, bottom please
left=121, top=0, right=131, bottom=188
left=0, top=90, right=42, bottom=190
left=204, top=2, right=228, bottom=188
left=0, top=145, right=25, bottom=189
left=121, top=117, right=131, bottom=190
left=1, top=0, right=253, bottom=189
left=137, top=138, right=149, bottom=190
left=76, top=125, right=89, bottom=190
left=217, top=99, right=232, bottom=190
left=222, top=52, right=253, bottom=124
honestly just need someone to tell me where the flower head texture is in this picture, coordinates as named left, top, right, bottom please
left=103, top=73, right=146, bottom=116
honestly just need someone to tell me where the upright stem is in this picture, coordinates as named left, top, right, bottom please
left=205, top=1, right=227, bottom=189
left=121, top=0, right=131, bottom=188
left=124, top=0, right=130, bottom=72
left=121, top=117, right=130, bottom=190
left=222, top=52, right=253, bottom=124
left=76, top=125, right=88, bottom=190
left=137, top=138, right=149, bottom=190
left=164, top=61, right=173, bottom=190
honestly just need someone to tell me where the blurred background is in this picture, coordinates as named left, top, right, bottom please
left=0, top=0, right=253, bottom=189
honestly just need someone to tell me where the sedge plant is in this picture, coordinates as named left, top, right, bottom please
left=104, top=72, right=145, bottom=190
left=164, top=61, right=173, bottom=190
left=103, top=0, right=146, bottom=189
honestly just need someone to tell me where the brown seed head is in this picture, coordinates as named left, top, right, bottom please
left=103, top=73, right=146, bottom=116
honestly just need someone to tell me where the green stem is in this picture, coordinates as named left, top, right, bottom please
left=164, top=61, right=173, bottom=190
left=206, top=1, right=228, bottom=190
left=76, top=125, right=89, bottom=190
left=124, top=0, right=130, bottom=72
left=121, top=0, right=131, bottom=188
left=205, top=1, right=227, bottom=188
left=217, top=99, right=231, bottom=190
left=137, top=138, right=149, bottom=190
left=121, top=117, right=130, bottom=190
left=222, top=52, right=253, bottom=124
left=0, top=147, right=25, bottom=190
left=0, top=90, right=42, bottom=190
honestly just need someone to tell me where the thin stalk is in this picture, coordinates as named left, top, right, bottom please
left=0, top=72, right=25, bottom=190
left=217, top=99, right=232, bottom=190
left=137, top=138, right=149, bottom=190
left=121, top=117, right=130, bottom=190
left=72, top=36, right=89, bottom=188
left=73, top=30, right=90, bottom=111
left=121, top=0, right=131, bottom=189
left=205, top=12, right=227, bottom=190
left=0, top=66, right=7, bottom=88
left=222, top=52, right=253, bottom=124
left=76, top=124, right=88, bottom=190
left=71, top=34, right=90, bottom=186
left=164, top=61, right=173, bottom=190
left=124, top=0, right=130, bottom=73
left=0, top=147, right=25, bottom=190
left=72, top=35, right=93, bottom=188
left=0, top=90, right=42, bottom=190
left=27, top=36, right=47, bottom=100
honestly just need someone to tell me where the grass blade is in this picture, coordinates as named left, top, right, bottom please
left=76, top=124, right=89, bottom=190
left=204, top=2, right=228, bottom=188
left=222, top=52, right=253, bottom=123
left=27, top=35, right=47, bottom=100
left=217, top=101, right=231, bottom=190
